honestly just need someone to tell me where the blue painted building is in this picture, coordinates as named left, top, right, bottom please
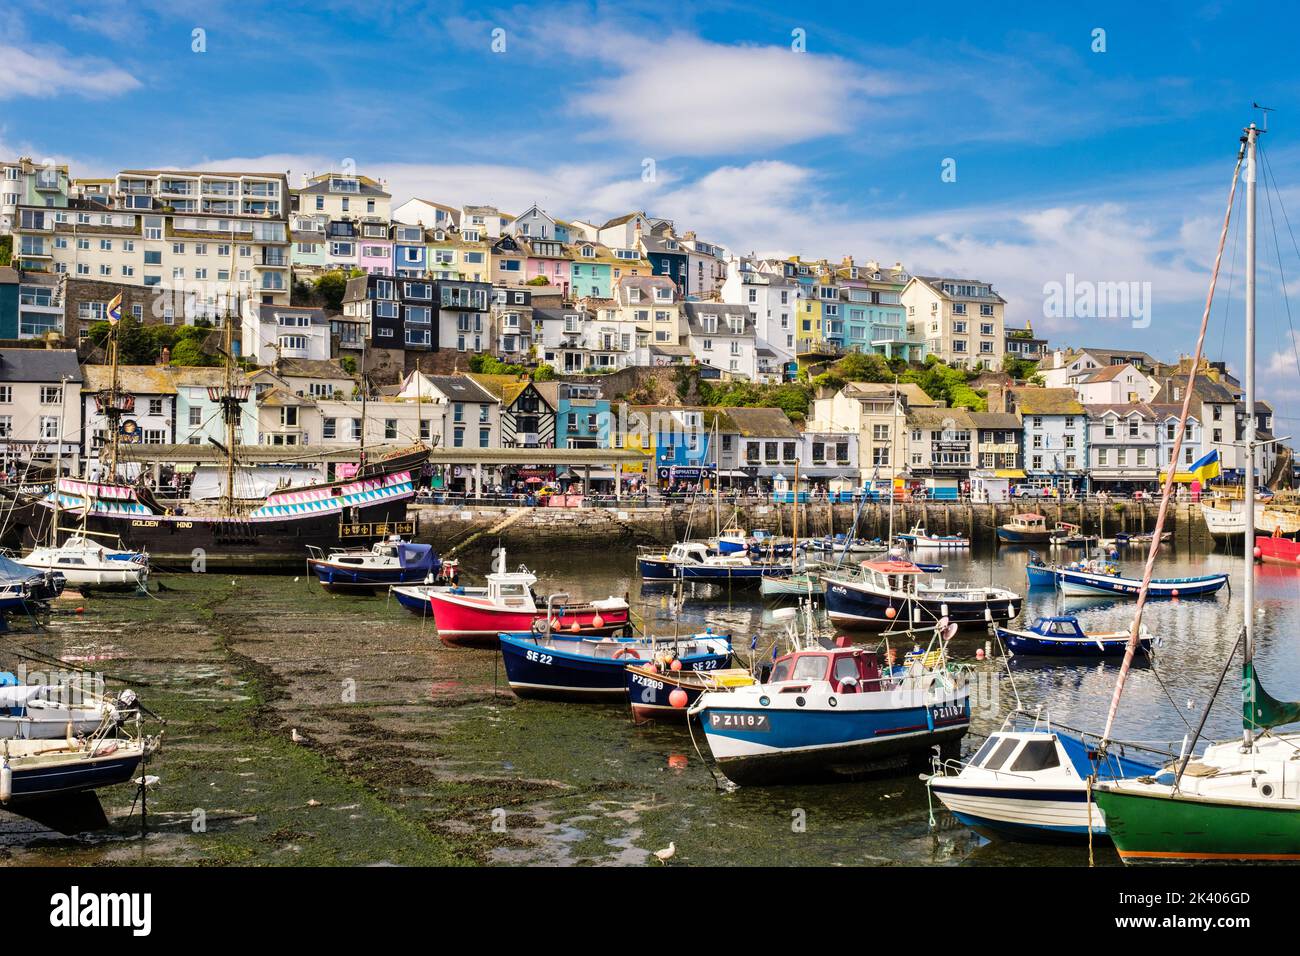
left=554, top=381, right=612, bottom=449
left=392, top=223, right=427, bottom=277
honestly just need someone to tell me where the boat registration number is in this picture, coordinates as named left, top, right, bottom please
left=929, top=703, right=965, bottom=721
left=709, top=712, right=770, bottom=733
left=524, top=650, right=554, bottom=665
left=631, top=673, right=664, bottom=691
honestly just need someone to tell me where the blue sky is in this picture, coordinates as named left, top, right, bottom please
left=6, top=0, right=1300, bottom=419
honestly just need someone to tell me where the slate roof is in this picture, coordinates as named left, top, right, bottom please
left=968, top=412, right=1022, bottom=430
left=0, top=348, right=84, bottom=384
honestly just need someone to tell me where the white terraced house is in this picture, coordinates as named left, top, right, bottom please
left=10, top=168, right=292, bottom=315
left=902, top=275, right=1007, bottom=371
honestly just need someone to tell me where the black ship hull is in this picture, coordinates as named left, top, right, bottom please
left=1, top=449, right=429, bottom=571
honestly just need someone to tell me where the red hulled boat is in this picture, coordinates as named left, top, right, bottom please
left=427, top=551, right=630, bottom=648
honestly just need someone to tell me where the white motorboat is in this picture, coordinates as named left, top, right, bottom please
left=925, top=711, right=1165, bottom=842
left=16, top=536, right=149, bottom=590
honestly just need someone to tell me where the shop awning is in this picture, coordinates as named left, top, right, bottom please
left=994, top=469, right=1026, bottom=479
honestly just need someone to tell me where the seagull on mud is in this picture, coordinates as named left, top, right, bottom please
left=653, top=842, right=676, bottom=865
left=291, top=728, right=308, bottom=745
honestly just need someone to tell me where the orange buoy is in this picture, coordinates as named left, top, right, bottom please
left=592, top=613, right=605, bottom=629
left=670, top=658, right=682, bottom=672
left=570, top=620, right=581, bottom=632
left=667, top=753, right=688, bottom=770
left=885, top=606, right=897, bottom=619
left=669, top=688, right=689, bottom=708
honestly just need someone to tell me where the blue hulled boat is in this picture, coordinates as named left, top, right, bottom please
left=996, top=616, right=1152, bottom=657
left=499, top=630, right=732, bottom=701
left=1025, top=551, right=1225, bottom=597
left=637, top=542, right=792, bottom=584
left=823, top=559, right=1020, bottom=630
left=692, top=640, right=970, bottom=785
left=307, top=537, right=439, bottom=591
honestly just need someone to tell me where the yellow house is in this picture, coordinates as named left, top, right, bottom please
left=798, top=294, right=824, bottom=351
left=617, top=403, right=657, bottom=476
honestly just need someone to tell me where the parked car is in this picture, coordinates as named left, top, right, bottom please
left=1013, top=484, right=1057, bottom=499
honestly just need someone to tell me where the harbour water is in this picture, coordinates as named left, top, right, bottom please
left=3, top=540, right=1294, bottom=867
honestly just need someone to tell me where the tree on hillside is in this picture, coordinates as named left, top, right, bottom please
left=314, top=269, right=361, bottom=311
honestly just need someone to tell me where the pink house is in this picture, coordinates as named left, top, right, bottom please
left=359, top=240, right=394, bottom=275
left=522, top=238, right=571, bottom=295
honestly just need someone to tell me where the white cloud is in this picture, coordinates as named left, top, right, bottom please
left=0, top=43, right=140, bottom=100
left=570, top=37, right=894, bottom=154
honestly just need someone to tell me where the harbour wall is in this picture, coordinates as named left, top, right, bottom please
left=413, top=500, right=1219, bottom=556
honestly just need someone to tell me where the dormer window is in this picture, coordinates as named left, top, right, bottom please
left=581, top=245, right=594, bottom=257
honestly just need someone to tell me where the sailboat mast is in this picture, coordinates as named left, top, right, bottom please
left=224, top=301, right=237, bottom=515
left=889, top=375, right=899, bottom=544
left=105, top=326, right=120, bottom=482
left=1243, top=121, right=1260, bottom=750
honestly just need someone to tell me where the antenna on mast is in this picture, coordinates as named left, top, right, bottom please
left=1253, top=101, right=1275, bottom=132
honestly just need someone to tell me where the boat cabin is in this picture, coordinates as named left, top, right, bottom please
left=1027, top=617, right=1086, bottom=639
left=856, top=559, right=923, bottom=595
left=486, top=570, right=540, bottom=609
left=327, top=538, right=436, bottom=571
left=667, top=542, right=713, bottom=563
left=769, top=647, right=882, bottom=693
left=1006, top=513, right=1047, bottom=530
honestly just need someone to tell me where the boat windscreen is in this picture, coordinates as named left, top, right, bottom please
left=982, top=736, right=1022, bottom=771
left=970, top=736, right=1000, bottom=767
left=1008, top=739, right=1061, bottom=772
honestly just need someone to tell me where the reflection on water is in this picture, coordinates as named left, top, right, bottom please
left=487, top=541, right=1297, bottom=865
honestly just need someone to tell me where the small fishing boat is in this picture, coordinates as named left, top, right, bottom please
left=1255, top=531, right=1300, bottom=567
left=389, top=560, right=462, bottom=615
left=713, top=525, right=750, bottom=555
left=996, top=513, right=1054, bottom=545
left=1055, top=566, right=1227, bottom=598
left=1048, top=522, right=1095, bottom=548
left=428, top=550, right=630, bottom=647
left=637, top=542, right=791, bottom=584
left=1113, top=530, right=1172, bottom=547
left=806, top=534, right=888, bottom=556
left=896, top=523, right=970, bottom=549
left=16, top=536, right=149, bottom=591
left=996, top=616, right=1152, bottom=657
left=498, top=629, right=732, bottom=701
left=1025, top=552, right=1119, bottom=589
left=926, top=711, right=1162, bottom=842
left=823, top=559, right=1021, bottom=630
left=691, top=629, right=969, bottom=785
left=306, top=536, right=439, bottom=592
left=625, top=662, right=755, bottom=723
left=759, top=569, right=823, bottom=598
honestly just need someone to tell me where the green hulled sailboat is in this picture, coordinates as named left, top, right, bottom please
left=1093, top=118, right=1300, bottom=863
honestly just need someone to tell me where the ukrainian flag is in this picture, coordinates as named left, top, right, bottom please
left=1189, top=449, right=1221, bottom=483
left=107, top=293, right=122, bottom=325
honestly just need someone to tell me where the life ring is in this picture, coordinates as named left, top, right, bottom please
left=614, top=647, right=642, bottom=660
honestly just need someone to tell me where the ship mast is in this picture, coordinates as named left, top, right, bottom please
left=1242, top=121, right=1260, bottom=751
left=209, top=296, right=251, bottom=516
left=96, top=313, right=132, bottom=485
